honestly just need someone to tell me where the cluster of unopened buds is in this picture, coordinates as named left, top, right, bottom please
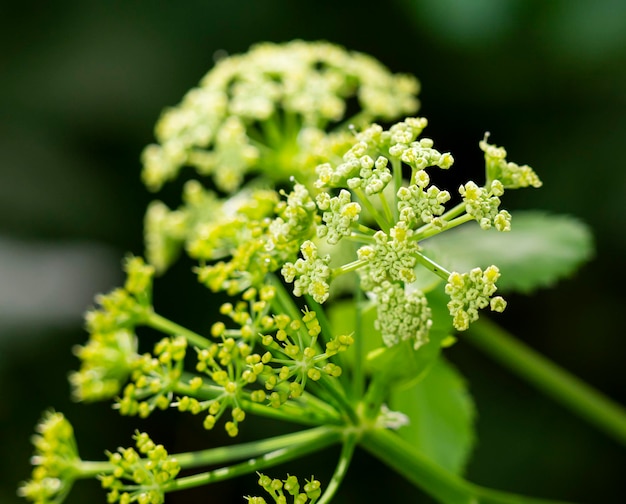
left=19, top=40, right=542, bottom=504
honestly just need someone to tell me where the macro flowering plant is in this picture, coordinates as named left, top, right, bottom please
left=19, top=40, right=625, bottom=504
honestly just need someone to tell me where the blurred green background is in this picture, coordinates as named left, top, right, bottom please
left=2, top=0, right=625, bottom=502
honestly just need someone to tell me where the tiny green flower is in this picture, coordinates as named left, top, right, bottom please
left=116, top=336, right=187, bottom=418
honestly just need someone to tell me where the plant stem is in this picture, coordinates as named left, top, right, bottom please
left=317, top=432, right=358, bottom=504
left=361, top=429, right=573, bottom=504
left=352, top=284, right=366, bottom=401
left=174, top=380, right=342, bottom=426
left=414, top=250, right=451, bottom=281
left=173, top=426, right=338, bottom=469
left=463, top=318, right=626, bottom=444
left=354, top=187, right=390, bottom=234
left=466, top=317, right=626, bottom=446
left=164, top=426, right=342, bottom=493
left=76, top=460, right=114, bottom=478
left=145, top=311, right=212, bottom=348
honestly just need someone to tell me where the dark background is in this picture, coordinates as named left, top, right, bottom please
left=2, top=1, right=625, bottom=502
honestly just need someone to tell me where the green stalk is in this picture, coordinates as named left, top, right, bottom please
left=268, top=273, right=302, bottom=322
left=466, top=318, right=626, bottom=446
left=414, top=250, right=451, bottom=282
left=164, top=426, right=342, bottom=493
left=392, top=158, right=403, bottom=215
left=317, top=374, right=359, bottom=425
left=353, top=187, right=390, bottom=234
left=304, top=296, right=351, bottom=391
left=332, top=258, right=368, bottom=277
left=352, top=282, right=366, bottom=401
left=174, top=426, right=338, bottom=470
left=416, top=213, right=474, bottom=241
left=145, top=311, right=212, bottom=348
left=378, top=190, right=394, bottom=225
left=317, top=432, right=358, bottom=504
left=361, top=429, right=574, bottom=504
left=76, top=460, right=115, bottom=478
left=174, top=380, right=342, bottom=426
left=438, top=201, right=467, bottom=223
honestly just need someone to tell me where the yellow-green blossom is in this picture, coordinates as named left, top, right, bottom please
left=100, top=432, right=180, bottom=504
left=445, top=266, right=506, bottom=331
left=481, top=134, right=542, bottom=189
left=18, top=412, right=81, bottom=504
left=247, top=473, right=322, bottom=504
left=142, top=40, right=420, bottom=193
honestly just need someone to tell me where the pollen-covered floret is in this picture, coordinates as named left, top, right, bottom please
left=356, top=222, right=420, bottom=290
left=281, top=241, right=332, bottom=304
left=445, top=265, right=507, bottom=331
left=18, top=411, right=81, bottom=504
left=316, top=189, right=361, bottom=244
left=480, top=135, right=542, bottom=189
left=247, top=473, right=322, bottom=504
left=100, top=431, right=180, bottom=504
left=373, top=282, right=432, bottom=349
left=459, top=180, right=511, bottom=232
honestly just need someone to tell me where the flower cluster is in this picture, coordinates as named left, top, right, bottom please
left=149, top=286, right=354, bottom=436
left=70, top=257, right=155, bottom=401
left=117, top=336, right=188, bottom=418
left=356, top=223, right=421, bottom=290
left=83, top=256, right=155, bottom=335
left=459, top=180, right=511, bottom=232
left=100, top=432, right=180, bottom=504
left=397, top=180, right=451, bottom=228
left=246, top=473, right=322, bottom=504
left=281, top=241, right=332, bottom=303
left=141, top=40, right=419, bottom=193
left=445, top=266, right=507, bottom=331
left=316, top=190, right=361, bottom=244
left=481, top=134, right=542, bottom=189
left=18, top=412, right=81, bottom=504
left=19, top=40, right=548, bottom=504
left=373, top=281, right=432, bottom=349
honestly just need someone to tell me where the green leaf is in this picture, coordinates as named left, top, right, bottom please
left=389, top=357, right=476, bottom=475
left=422, top=211, right=594, bottom=293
